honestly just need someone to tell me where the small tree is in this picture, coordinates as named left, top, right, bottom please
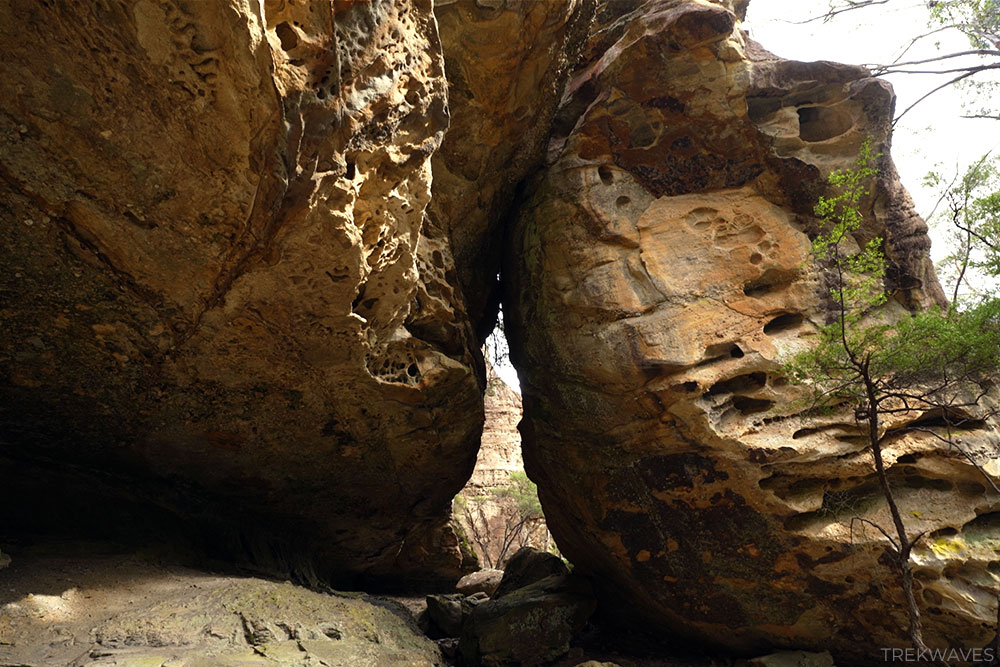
left=454, top=471, right=549, bottom=569
left=930, top=152, right=1000, bottom=302
left=787, top=139, right=1000, bottom=657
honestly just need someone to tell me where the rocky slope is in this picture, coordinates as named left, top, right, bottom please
left=0, top=0, right=482, bottom=585
left=505, top=0, right=1000, bottom=660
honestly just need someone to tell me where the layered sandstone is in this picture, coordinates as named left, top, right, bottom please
left=0, top=0, right=481, bottom=585
left=506, top=0, right=1000, bottom=658
left=466, top=365, right=524, bottom=492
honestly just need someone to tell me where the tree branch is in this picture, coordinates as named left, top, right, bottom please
left=893, top=68, right=993, bottom=126
left=867, top=49, right=1000, bottom=72
left=791, top=0, right=894, bottom=24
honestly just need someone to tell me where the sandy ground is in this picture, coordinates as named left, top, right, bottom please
left=0, top=538, right=439, bottom=666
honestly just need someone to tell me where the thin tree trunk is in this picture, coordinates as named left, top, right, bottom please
left=989, top=588, right=1000, bottom=665
left=865, top=376, right=934, bottom=658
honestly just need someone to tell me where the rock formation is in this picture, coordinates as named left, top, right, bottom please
left=3, top=0, right=999, bottom=661
left=459, top=570, right=596, bottom=666
left=466, top=365, right=525, bottom=491
left=505, top=0, right=1000, bottom=659
left=429, top=0, right=597, bottom=333
left=454, top=365, right=551, bottom=568
left=0, top=0, right=482, bottom=585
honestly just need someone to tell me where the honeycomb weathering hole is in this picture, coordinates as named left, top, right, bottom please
left=743, top=268, right=795, bottom=297
left=731, top=395, right=774, bottom=414
left=275, top=22, right=299, bottom=51
left=706, top=371, right=766, bottom=396
left=763, top=312, right=804, bottom=335
left=797, top=105, right=853, bottom=143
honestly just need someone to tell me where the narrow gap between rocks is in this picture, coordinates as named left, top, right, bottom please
left=451, top=305, right=556, bottom=572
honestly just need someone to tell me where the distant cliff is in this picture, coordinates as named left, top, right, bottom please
left=455, top=364, right=551, bottom=569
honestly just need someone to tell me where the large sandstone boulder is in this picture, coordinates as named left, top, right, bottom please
left=459, top=573, right=597, bottom=666
left=0, top=0, right=481, bottom=585
left=493, top=546, right=569, bottom=599
left=456, top=568, right=504, bottom=597
left=506, top=0, right=1000, bottom=659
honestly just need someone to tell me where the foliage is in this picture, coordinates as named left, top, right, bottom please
left=809, top=139, right=887, bottom=318
left=809, top=0, right=1000, bottom=121
left=788, top=140, right=1000, bottom=409
left=928, top=0, right=1000, bottom=51
left=928, top=0, right=1000, bottom=119
left=786, top=138, right=1000, bottom=655
left=493, top=471, right=544, bottom=520
left=929, top=153, right=1000, bottom=301
left=454, top=471, right=549, bottom=569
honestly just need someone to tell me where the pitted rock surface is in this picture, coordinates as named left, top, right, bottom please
left=506, top=0, right=1000, bottom=658
left=430, top=0, right=597, bottom=333
left=0, top=0, right=481, bottom=584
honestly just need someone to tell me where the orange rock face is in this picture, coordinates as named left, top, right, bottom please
left=506, top=0, right=998, bottom=658
left=0, top=0, right=481, bottom=585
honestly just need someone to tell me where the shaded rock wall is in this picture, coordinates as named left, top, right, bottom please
left=429, top=0, right=596, bottom=335
left=506, top=0, right=1000, bottom=658
left=0, top=0, right=481, bottom=586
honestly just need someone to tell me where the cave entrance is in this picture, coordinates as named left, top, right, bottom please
left=451, top=311, right=553, bottom=570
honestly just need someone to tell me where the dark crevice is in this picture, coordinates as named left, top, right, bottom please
left=763, top=312, right=804, bottom=335
left=275, top=22, right=299, bottom=51
left=731, top=395, right=775, bottom=415
left=797, top=105, right=852, bottom=143
left=695, top=343, right=745, bottom=368
left=706, top=372, right=767, bottom=396
left=743, top=268, right=797, bottom=297
left=792, top=423, right=854, bottom=439
left=884, top=407, right=988, bottom=440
